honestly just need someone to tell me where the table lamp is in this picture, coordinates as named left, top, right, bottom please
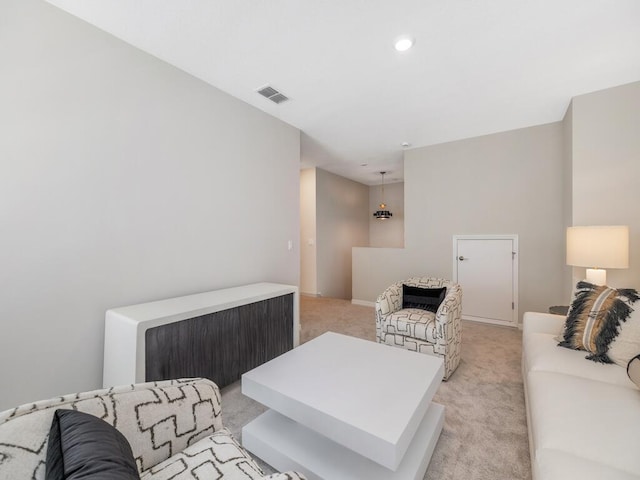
left=566, top=225, right=629, bottom=286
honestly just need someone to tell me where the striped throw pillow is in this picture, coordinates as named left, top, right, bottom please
left=558, top=281, right=639, bottom=363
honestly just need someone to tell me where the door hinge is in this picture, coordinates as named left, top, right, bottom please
left=512, top=251, right=516, bottom=259
left=512, top=302, right=515, bottom=310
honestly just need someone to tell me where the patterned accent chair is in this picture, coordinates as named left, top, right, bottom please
left=375, top=277, right=462, bottom=380
left=0, top=378, right=305, bottom=480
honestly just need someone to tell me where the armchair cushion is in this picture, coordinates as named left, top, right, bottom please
left=382, top=309, right=438, bottom=343
left=402, top=285, right=446, bottom=313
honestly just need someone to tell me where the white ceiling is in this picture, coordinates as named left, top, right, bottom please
left=45, top=0, right=640, bottom=185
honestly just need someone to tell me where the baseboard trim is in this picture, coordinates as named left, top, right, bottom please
left=463, top=315, right=518, bottom=329
left=351, top=299, right=375, bottom=307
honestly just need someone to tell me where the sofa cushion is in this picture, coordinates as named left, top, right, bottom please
left=608, top=307, right=640, bottom=368
left=522, top=312, right=566, bottom=337
left=139, top=428, right=264, bottom=480
left=402, top=285, right=446, bottom=313
left=381, top=309, right=437, bottom=343
left=627, top=354, right=640, bottom=389
left=558, top=281, right=639, bottom=363
left=46, top=409, right=140, bottom=480
left=534, top=449, right=640, bottom=480
left=524, top=330, right=635, bottom=389
left=526, top=371, right=640, bottom=476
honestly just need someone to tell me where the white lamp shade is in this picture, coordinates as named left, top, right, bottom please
left=566, top=225, right=629, bottom=269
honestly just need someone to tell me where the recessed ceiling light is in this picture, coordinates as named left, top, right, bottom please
left=394, top=36, right=415, bottom=52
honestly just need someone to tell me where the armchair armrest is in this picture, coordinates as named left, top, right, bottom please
left=106, top=378, right=225, bottom=472
left=263, top=473, right=308, bottom=480
left=434, top=283, right=462, bottom=344
left=375, top=282, right=403, bottom=323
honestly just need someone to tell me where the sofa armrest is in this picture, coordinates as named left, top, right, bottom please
left=522, top=311, right=565, bottom=337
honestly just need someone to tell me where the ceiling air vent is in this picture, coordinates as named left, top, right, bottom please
left=257, top=85, right=289, bottom=104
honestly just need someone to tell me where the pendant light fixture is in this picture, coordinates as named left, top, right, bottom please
left=373, top=171, right=393, bottom=220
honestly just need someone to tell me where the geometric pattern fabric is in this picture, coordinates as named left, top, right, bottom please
left=375, top=277, right=463, bottom=380
left=140, top=428, right=291, bottom=480
left=0, top=378, right=305, bottom=480
left=383, top=308, right=438, bottom=343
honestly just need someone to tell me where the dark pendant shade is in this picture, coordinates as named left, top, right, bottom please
left=373, top=205, right=393, bottom=219
left=373, top=171, right=393, bottom=220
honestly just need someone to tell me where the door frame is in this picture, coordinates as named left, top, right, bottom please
left=452, top=234, right=519, bottom=327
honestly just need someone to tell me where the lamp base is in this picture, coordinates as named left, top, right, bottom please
left=586, top=268, right=607, bottom=286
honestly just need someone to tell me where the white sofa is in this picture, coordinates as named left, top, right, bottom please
left=522, top=312, right=640, bottom=480
left=0, top=378, right=305, bottom=480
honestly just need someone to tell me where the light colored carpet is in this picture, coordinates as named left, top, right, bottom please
left=221, top=296, right=531, bottom=480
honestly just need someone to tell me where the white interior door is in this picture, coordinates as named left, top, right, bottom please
left=453, top=235, right=518, bottom=326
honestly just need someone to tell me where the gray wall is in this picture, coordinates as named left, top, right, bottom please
left=354, top=122, right=568, bottom=318
left=303, top=170, right=399, bottom=298
left=316, top=169, right=369, bottom=299
left=354, top=82, right=640, bottom=312
left=570, top=81, right=640, bottom=289
left=0, top=0, right=300, bottom=410
left=300, top=168, right=317, bottom=295
left=562, top=102, right=575, bottom=298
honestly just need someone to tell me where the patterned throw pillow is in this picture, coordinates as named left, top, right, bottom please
left=558, top=281, right=639, bottom=363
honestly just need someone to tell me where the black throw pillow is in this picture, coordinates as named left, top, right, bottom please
left=402, top=285, right=447, bottom=313
left=46, top=409, right=140, bottom=480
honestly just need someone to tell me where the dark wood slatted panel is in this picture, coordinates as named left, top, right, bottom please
left=145, top=293, right=294, bottom=388
left=238, top=293, right=293, bottom=374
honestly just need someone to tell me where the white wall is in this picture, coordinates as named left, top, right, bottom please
left=369, top=182, right=404, bottom=248
left=300, top=168, right=317, bottom=295
left=353, top=123, right=568, bottom=318
left=570, top=81, right=640, bottom=289
left=316, top=168, right=369, bottom=299
left=0, top=0, right=300, bottom=410
left=562, top=102, right=575, bottom=298
left=352, top=247, right=423, bottom=305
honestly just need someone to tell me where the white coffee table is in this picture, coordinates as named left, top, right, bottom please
left=242, top=332, right=444, bottom=480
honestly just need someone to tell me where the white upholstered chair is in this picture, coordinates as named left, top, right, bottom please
left=0, top=378, right=306, bottom=480
left=375, top=277, right=462, bottom=380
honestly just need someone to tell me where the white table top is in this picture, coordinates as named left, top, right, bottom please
left=242, top=332, right=444, bottom=469
left=107, top=282, right=297, bottom=325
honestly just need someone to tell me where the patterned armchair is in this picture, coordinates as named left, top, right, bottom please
left=375, top=277, right=462, bottom=380
left=0, top=378, right=305, bottom=480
